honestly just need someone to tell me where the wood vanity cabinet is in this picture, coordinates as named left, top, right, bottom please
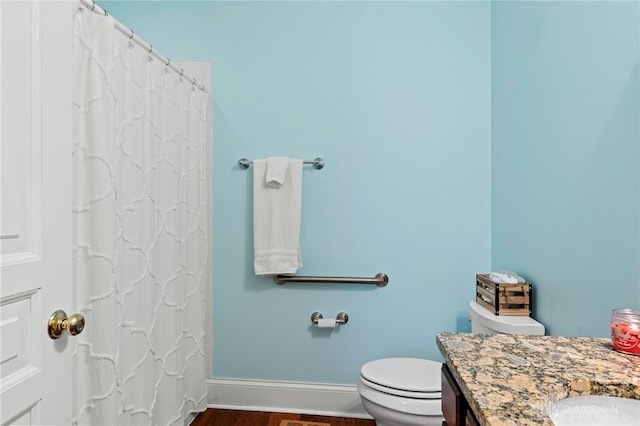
left=441, top=364, right=480, bottom=426
left=465, top=410, right=480, bottom=426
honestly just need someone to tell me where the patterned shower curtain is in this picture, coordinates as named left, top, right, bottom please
left=71, top=2, right=209, bottom=424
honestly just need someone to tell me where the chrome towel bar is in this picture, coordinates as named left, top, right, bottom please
left=273, top=273, right=388, bottom=287
left=238, top=157, right=325, bottom=170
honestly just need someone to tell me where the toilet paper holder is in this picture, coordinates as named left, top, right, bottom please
left=311, top=311, right=349, bottom=325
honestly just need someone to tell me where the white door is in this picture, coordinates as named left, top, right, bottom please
left=1, top=1, right=74, bottom=424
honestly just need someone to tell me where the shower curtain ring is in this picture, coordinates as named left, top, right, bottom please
left=165, top=57, right=171, bottom=67
left=148, top=44, right=153, bottom=54
left=129, top=29, right=135, bottom=39
left=179, top=68, right=184, bottom=77
left=90, top=1, right=96, bottom=12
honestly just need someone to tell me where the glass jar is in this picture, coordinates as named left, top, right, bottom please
left=611, top=308, right=640, bottom=355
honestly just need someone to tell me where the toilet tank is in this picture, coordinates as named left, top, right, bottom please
left=469, top=301, right=545, bottom=335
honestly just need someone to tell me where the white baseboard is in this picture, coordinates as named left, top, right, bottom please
left=206, top=378, right=372, bottom=419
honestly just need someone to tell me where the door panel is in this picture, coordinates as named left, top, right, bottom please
left=1, top=1, right=73, bottom=424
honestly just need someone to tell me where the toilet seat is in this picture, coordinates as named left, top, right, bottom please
left=359, top=376, right=441, bottom=399
left=357, top=380, right=442, bottom=417
left=359, top=358, right=442, bottom=399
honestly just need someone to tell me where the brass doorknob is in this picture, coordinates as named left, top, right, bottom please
left=48, top=310, right=85, bottom=339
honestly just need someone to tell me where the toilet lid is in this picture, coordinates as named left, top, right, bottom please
left=360, top=357, right=441, bottom=395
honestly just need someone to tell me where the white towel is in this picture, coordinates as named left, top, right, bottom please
left=253, top=158, right=303, bottom=276
left=489, top=271, right=525, bottom=284
left=265, top=157, right=289, bottom=188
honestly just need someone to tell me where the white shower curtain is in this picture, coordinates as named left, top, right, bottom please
left=71, top=3, right=209, bottom=425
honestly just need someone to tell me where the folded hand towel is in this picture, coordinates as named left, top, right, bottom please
left=265, top=157, right=289, bottom=188
left=489, top=271, right=525, bottom=284
left=253, top=158, right=303, bottom=275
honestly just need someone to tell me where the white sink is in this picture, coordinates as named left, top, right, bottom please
left=548, top=395, right=640, bottom=425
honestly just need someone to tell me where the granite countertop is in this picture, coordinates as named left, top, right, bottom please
left=436, top=332, right=640, bottom=426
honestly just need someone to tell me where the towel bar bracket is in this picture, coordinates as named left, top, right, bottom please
left=274, top=272, right=388, bottom=287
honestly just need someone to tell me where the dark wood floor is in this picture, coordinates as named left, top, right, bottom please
left=191, top=408, right=375, bottom=426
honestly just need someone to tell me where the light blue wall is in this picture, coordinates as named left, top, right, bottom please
left=104, top=0, right=491, bottom=384
left=491, top=1, right=640, bottom=337
left=102, top=0, right=640, bottom=386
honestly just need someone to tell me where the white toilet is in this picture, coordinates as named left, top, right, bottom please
left=469, top=300, right=545, bottom=335
left=357, top=357, right=443, bottom=426
left=357, top=301, right=545, bottom=426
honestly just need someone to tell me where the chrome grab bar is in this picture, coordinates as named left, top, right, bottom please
left=273, top=272, right=388, bottom=287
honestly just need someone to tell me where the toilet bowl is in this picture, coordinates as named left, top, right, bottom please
left=356, top=357, right=444, bottom=426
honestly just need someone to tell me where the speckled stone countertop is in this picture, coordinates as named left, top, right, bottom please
left=437, top=332, right=640, bottom=426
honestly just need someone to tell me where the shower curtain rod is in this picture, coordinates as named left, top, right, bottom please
left=79, top=0, right=207, bottom=92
